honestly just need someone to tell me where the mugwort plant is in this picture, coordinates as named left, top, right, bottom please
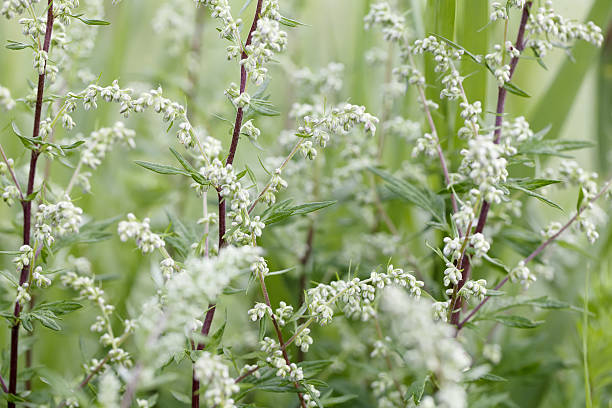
left=0, top=0, right=610, bottom=407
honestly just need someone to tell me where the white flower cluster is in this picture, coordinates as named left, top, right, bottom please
left=195, top=0, right=241, bottom=42
left=509, top=260, right=536, bottom=289
left=12, top=244, right=33, bottom=271
left=1, top=0, right=40, bottom=19
left=411, top=36, right=464, bottom=97
left=63, top=270, right=134, bottom=367
left=260, top=337, right=305, bottom=381
left=372, top=372, right=406, bottom=408
left=194, top=352, right=239, bottom=408
left=117, top=213, right=165, bottom=254
left=81, top=122, right=136, bottom=169
left=381, top=288, right=469, bottom=408
left=443, top=262, right=462, bottom=287
left=2, top=185, right=20, bottom=206
left=432, top=300, right=451, bottom=322
left=456, top=279, right=487, bottom=301
left=297, top=103, right=379, bottom=150
left=32, top=266, right=51, bottom=288
left=363, top=2, right=406, bottom=43
left=484, top=44, right=511, bottom=87
left=526, top=1, right=603, bottom=57
left=33, top=197, right=83, bottom=247
left=65, top=81, right=195, bottom=147
left=500, top=116, right=534, bottom=155
left=459, top=134, right=508, bottom=204
left=558, top=160, right=599, bottom=201
left=307, top=264, right=423, bottom=326
left=243, top=15, right=287, bottom=85
left=489, top=2, right=507, bottom=21
left=0, top=85, right=15, bottom=110
left=198, top=159, right=264, bottom=243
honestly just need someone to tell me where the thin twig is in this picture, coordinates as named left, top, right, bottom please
left=0, top=144, right=23, bottom=200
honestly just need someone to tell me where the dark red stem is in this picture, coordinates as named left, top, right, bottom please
left=450, top=2, right=532, bottom=326
left=192, top=2, right=263, bottom=406
left=8, top=3, right=54, bottom=405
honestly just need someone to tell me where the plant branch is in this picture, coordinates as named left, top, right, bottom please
left=257, top=272, right=307, bottom=408
left=192, top=2, right=263, bottom=406
left=8, top=2, right=54, bottom=405
left=457, top=178, right=611, bottom=331
left=450, top=1, right=532, bottom=326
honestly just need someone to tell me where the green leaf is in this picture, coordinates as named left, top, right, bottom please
left=503, top=182, right=563, bottom=211
left=59, top=140, right=86, bottom=150
left=33, top=301, right=82, bottom=316
left=249, top=98, right=280, bottom=116
left=169, top=147, right=208, bottom=185
left=6, top=40, right=32, bottom=50
left=203, top=321, right=226, bottom=352
left=503, top=81, right=530, bottom=98
left=369, top=167, right=446, bottom=224
left=507, top=178, right=562, bottom=190
left=0, top=270, right=18, bottom=287
left=31, top=311, right=62, bottom=331
left=472, top=373, right=508, bottom=382
left=492, top=315, right=543, bottom=329
left=261, top=200, right=336, bottom=225
left=406, top=374, right=429, bottom=404
left=279, top=15, right=307, bottom=27
left=518, top=138, right=595, bottom=157
left=80, top=18, right=111, bottom=25
left=135, top=161, right=190, bottom=176
left=577, top=185, right=585, bottom=211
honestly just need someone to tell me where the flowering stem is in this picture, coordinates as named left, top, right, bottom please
left=192, top=2, right=264, bottom=406
left=8, top=2, right=54, bottom=404
left=408, top=53, right=458, bottom=215
left=456, top=178, right=612, bottom=332
left=257, top=272, right=307, bottom=408
left=450, top=1, right=532, bottom=326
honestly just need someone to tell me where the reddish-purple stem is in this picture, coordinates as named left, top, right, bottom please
left=8, top=2, right=54, bottom=405
left=450, top=2, right=532, bottom=326
left=192, top=2, right=263, bottom=406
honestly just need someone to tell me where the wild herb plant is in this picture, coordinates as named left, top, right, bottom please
left=0, top=0, right=610, bottom=407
